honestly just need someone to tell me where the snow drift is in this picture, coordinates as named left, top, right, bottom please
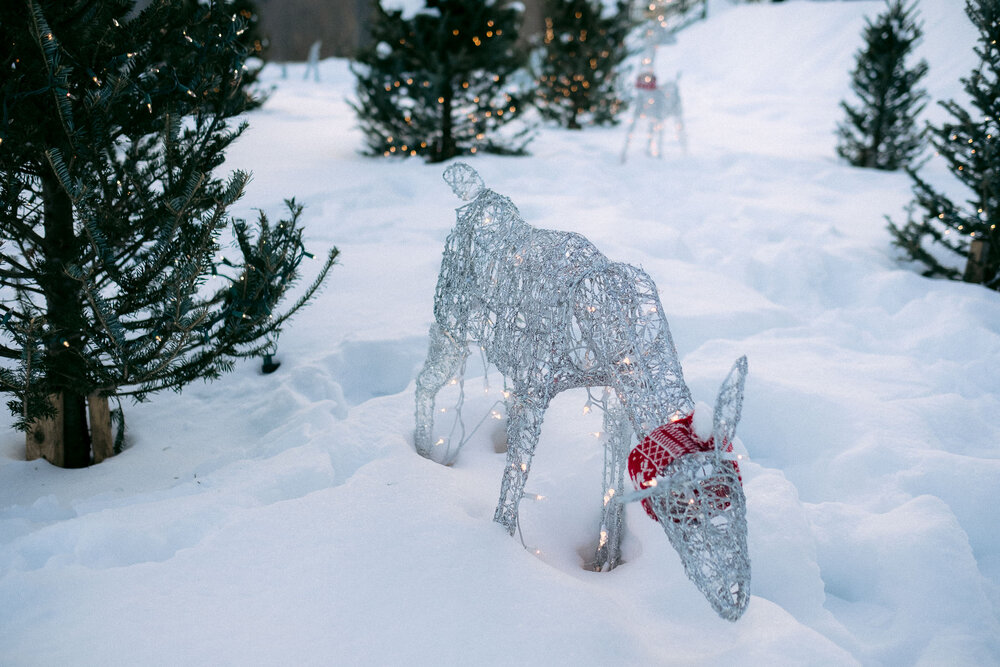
left=1, top=1, right=998, bottom=665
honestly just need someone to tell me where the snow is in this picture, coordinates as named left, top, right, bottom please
left=380, top=0, right=441, bottom=20
left=2, top=0, right=999, bottom=664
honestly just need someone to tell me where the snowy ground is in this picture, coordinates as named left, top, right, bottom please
left=2, top=1, right=999, bottom=665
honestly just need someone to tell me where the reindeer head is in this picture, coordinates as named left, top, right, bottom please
left=627, top=357, right=750, bottom=620
left=443, top=162, right=485, bottom=201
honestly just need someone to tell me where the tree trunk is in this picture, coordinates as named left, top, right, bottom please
left=568, top=108, right=581, bottom=130
left=61, top=390, right=91, bottom=467
left=436, top=88, right=455, bottom=163
left=41, top=168, right=93, bottom=468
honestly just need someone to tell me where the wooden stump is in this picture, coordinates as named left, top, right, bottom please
left=963, top=238, right=989, bottom=284
left=88, top=393, right=114, bottom=464
left=25, top=392, right=116, bottom=466
left=26, top=393, right=65, bottom=467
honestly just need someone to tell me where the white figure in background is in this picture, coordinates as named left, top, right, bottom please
left=621, top=70, right=687, bottom=161
left=414, top=163, right=751, bottom=620
left=304, top=40, right=321, bottom=82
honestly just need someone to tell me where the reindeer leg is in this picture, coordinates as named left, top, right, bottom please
left=620, top=112, right=639, bottom=164
left=494, top=391, right=548, bottom=535
left=595, top=391, right=632, bottom=571
left=414, top=322, right=469, bottom=462
left=676, top=110, right=687, bottom=155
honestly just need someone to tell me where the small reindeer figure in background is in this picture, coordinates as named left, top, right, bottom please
left=303, top=40, right=322, bottom=82
left=621, top=70, right=686, bottom=161
left=415, top=164, right=750, bottom=620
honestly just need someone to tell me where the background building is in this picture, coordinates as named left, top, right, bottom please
left=256, top=0, right=547, bottom=61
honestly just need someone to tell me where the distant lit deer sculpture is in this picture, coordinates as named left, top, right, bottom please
left=621, top=70, right=686, bottom=161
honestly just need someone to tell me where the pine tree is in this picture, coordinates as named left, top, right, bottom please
left=0, top=0, right=337, bottom=467
left=888, top=0, right=1000, bottom=290
left=533, top=0, right=633, bottom=129
left=228, top=0, right=270, bottom=109
left=350, top=0, right=531, bottom=163
left=232, top=0, right=268, bottom=61
left=836, top=0, right=929, bottom=170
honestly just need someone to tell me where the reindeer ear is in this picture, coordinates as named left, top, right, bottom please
left=443, top=162, right=485, bottom=201
left=713, top=356, right=748, bottom=449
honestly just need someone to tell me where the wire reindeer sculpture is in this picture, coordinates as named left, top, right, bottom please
left=414, top=163, right=750, bottom=620
left=621, top=70, right=686, bottom=161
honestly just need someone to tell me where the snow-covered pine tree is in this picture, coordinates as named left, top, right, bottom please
left=350, top=0, right=531, bottom=163
left=888, top=0, right=999, bottom=290
left=836, top=0, right=928, bottom=170
left=0, top=0, right=337, bottom=468
left=533, top=0, right=633, bottom=129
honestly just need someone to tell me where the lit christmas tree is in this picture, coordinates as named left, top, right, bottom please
left=350, top=0, right=531, bottom=162
left=0, top=0, right=337, bottom=467
left=229, top=0, right=270, bottom=106
left=836, top=0, right=929, bottom=170
left=637, top=0, right=706, bottom=39
left=888, top=0, right=999, bottom=290
left=533, top=0, right=633, bottom=129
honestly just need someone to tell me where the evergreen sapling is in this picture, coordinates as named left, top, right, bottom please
left=0, top=0, right=337, bottom=467
left=533, top=0, right=633, bottom=129
left=836, top=0, right=929, bottom=170
left=888, top=0, right=1000, bottom=289
left=350, top=0, right=532, bottom=163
